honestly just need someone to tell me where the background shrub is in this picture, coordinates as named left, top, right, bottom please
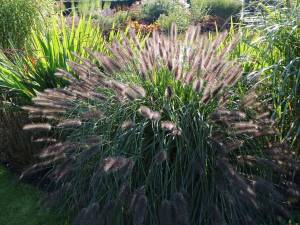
left=190, top=0, right=208, bottom=23
left=0, top=0, right=51, bottom=49
left=233, top=3, right=300, bottom=149
left=139, top=0, right=191, bottom=32
left=0, top=103, right=42, bottom=170
left=138, top=0, right=174, bottom=23
left=199, top=0, right=242, bottom=19
left=92, top=10, right=132, bottom=33
left=0, top=16, right=108, bottom=104
left=157, top=5, right=191, bottom=32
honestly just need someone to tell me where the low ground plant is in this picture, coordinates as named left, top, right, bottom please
left=22, top=25, right=299, bottom=225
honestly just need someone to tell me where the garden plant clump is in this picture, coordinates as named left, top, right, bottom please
left=22, top=24, right=300, bottom=225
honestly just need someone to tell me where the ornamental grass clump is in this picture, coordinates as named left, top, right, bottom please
left=23, top=25, right=300, bottom=225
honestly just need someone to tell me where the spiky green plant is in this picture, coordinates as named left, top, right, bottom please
left=0, top=15, right=108, bottom=104
left=23, top=25, right=300, bottom=225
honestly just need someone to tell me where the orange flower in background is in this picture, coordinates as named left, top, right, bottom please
left=24, top=56, right=38, bottom=74
left=129, top=21, right=160, bottom=34
left=29, top=56, right=37, bottom=67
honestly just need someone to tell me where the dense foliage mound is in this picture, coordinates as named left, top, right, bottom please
left=23, top=25, right=299, bottom=225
